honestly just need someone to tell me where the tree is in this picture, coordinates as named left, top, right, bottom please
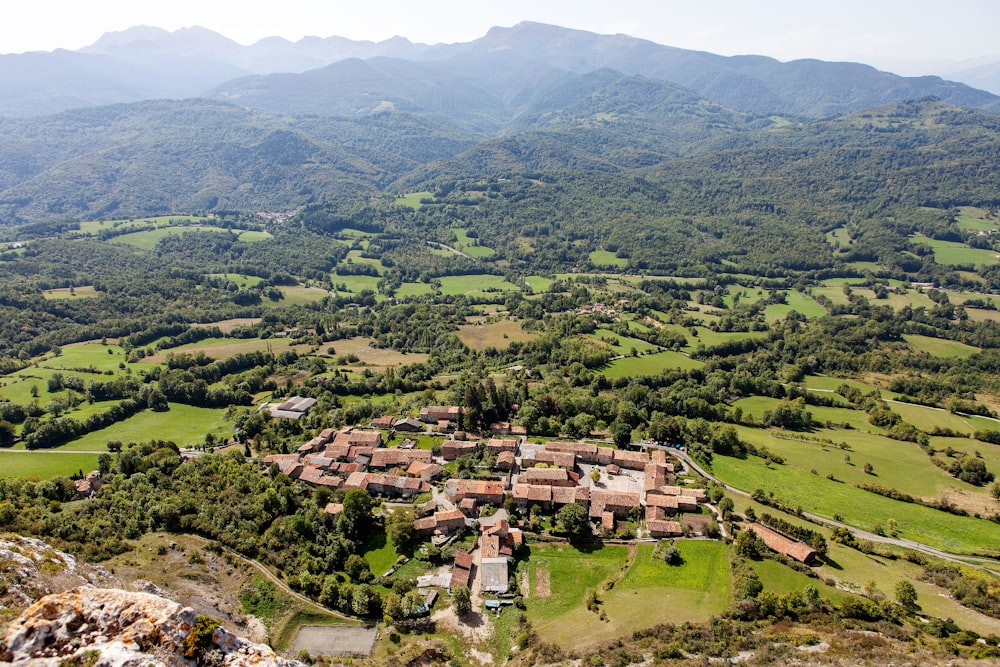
left=96, top=452, right=113, bottom=475
left=895, top=580, right=918, bottom=609
left=863, top=462, right=874, bottom=475
left=344, top=554, right=373, bottom=583
left=734, top=530, right=760, bottom=559
left=557, top=503, right=592, bottom=543
left=718, top=497, right=734, bottom=520
left=610, top=420, right=632, bottom=448
left=385, top=510, right=416, bottom=555
left=452, top=585, right=472, bottom=616
left=0, top=421, right=14, bottom=448
left=590, top=468, right=601, bottom=485
left=663, top=541, right=682, bottom=565
left=992, top=482, right=1000, bottom=501
left=341, top=488, right=375, bottom=537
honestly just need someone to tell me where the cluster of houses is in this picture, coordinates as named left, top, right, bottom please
left=265, top=414, right=820, bottom=597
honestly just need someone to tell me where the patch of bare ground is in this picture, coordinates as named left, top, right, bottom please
left=192, top=318, right=262, bottom=333
left=535, top=569, right=551, bottom=598
left=929, top=488, right=999, bottom=516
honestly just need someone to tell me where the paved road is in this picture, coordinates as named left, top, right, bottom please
left=641, top=443, right=1000, bottom=575
left=426, top=241, right=470, bottom=259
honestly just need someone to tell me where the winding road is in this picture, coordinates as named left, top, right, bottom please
left=640, top=442, right=1000, bottom=575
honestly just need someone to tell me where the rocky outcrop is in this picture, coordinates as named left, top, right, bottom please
left=0, top=587, right=304, bottom=667
left=0, top=535, right=106, bottom=611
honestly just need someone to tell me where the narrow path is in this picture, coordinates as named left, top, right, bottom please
left=426, top=241, right=471, bottom=259
left=185, top=534, right=359, bottom=624
left=641, top=443, right=1000, bottom=574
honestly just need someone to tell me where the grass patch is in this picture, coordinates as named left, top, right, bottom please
left=41, top=286, right=99, bottom=300
left=601, top=351, right=703, bottom=379
left=764, top=292, right=827, bottom=322
left=108, top=226, right=235, bottom=249
left=903, top=333, right=980, bottom=358
left=437, top=275, right=520, bottom=297
left=910, top=234, right=1000, bottom=268
left=524, top=276, right=554, bottom=293
left=206, top=273, right=264, bottom=288
left=68, top=403, right=230, bottom=449
left=237, top=230, right=273, bottom=243
left=278, top=285, right=330, bottom=305
left=709, top=453, right=1000, bottom=555
left=452, top=229, right=495, bottom=258
left=589, top=250, right=628, bottom=268
left=395, top=191, right=433, bottom=210
left=0, top=451, right=102, bottom=478
left=954, top=206, right=999, bottom=233
left=362, top=530, right=399, bottom=576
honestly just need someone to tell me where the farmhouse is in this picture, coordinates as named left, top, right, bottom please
left=589, top=489, right=641, bottom=519
left=442, top=440, right=478, bottom=460
left=444, top=479, right=505, bottom=506
left=406, top=460, right=443, bottom=481
left=368, top=447, right=432, bottom=469
left=420, top=405, right=461, bottom=424
left=73, top=471, right=102, bottom=498
left=393, top=417, right=424, bottom=432
left=748, top=523, right=819, bottom=564
left=344, top=472, right=430, bottom=498
left=269, top=396, right=317, bottom=419
left=413, top=509, right=467, bottom=538
left=370, top=415, right=397, bottom=428
left=517, top=467, right=576, bottom=487
left=532, top=450, right=575, bottom=470
left=485, top=438, right=518, bottom=454
left=495, top=450, right=516, bottom=471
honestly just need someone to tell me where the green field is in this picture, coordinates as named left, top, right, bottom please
left=590, top=330, right=661, bottom=356
left=393, top=282, right=435, bottom=298
left=526, top=542, right=730, bottom=648
left=332, top=274, right=381, bottom=294
left=452, top=229, right=496, bottom=258
left=710, top=453, right=1000, bottom=555
left=77, top=215, right=211, bottom=235
left=910, top=234, right=1000, bottom=268
left=588, top=250, right=628, bottom=268
left=601, top=350, right=704, bottom=378
left=954, top=206, right=999, bottom=233
left=278, top=285, right=331, bottom=305
left=108, top=226, right=236, bottom=249
left=825, top=226, right=852, bottom=248
left=524, top=276, right=554, bottom=293
left=526, top=544, right=628, bottom=645
left=362, top=529, right=400, bottom=577
left=67, top=403, right=230, bottom=449
left=0, top=451, right=102, bottom=479
left=437, top=274, right=520, bottom=296
left=764, top=291, right=828, bottom=322
left=903, top=333, right=981, bottom=358
left=206, top=273, right=265, bottom=288
left=237, top=230, right=273, bottom=243
left=395, top=191, right=433, bottom=210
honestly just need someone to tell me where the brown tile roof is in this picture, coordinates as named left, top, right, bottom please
left=647, top=520, right=682, bottom=537
left=519, top=467, right=571, bottom=484
left=748, top=523, right=818, bottom=563
left=454, top=552, right=474, bottom=569
left=325, top=502, right=344, bottom=515
left=486, top=438, right=518, bottom=452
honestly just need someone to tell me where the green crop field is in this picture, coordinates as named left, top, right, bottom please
left=526, top=544, right=628, bottom=645
left=526, top=542, right=730, bottom=648
left=43, top=341, right=129, bottom=372
left=108, top=226, right=235, bottom=249
left=0, top=451, right=102, bottom=479
left=590, top=330, right=661, bottom=356
left=903, top=333, right=981, bottom=358
left=437, top=274, right=520, bottom=296
left=278, top=285, right=331, bottom=305
left=393, top=282, right=435, bottom=298
left=524, top=276, right=554, bottom=293
left=237, top=230, right=273, bottom=243
left=332, top=274, right=381, bottom=294
left=601, top=351, right=704, bottom=378
left=709, top=453, right=1000, bottom=555
left=733, top=425, right=969, bottom=500
left=77, top=215, right=211, bottom=235
left=395, top=191, right=433, bottom=210
left=954, top=206, right=999, bottom=232
left=206, top=273, right=265, bottom=288
left=67, top=403, right=230, bottom=450
left=764, top=291, right=828, bottom=322
left=588, top=250, right=628, bottom=268
left=452, top=229, right=496, bottom=258
left=910, top=234, right=1000, bottom=268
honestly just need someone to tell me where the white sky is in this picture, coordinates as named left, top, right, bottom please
left=3, top=0, right=999, bottom=74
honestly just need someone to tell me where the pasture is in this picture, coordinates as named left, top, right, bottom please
left=524, top=276, right=554, bottom=293
left=108, top=225, right=236, bottom=249
left=452, top=229, right=495, bottom=258
left=437, top=274, right=520, bottom=296
left=395, top=191, right=433, bottom=210
left=600, top=351, right=703, bottom=378
left=954, top=206, right=999, bottom=233
left=526, top=542, right=730, bottom=648
left=41, top=285, right=99, bottom=300
left=206, top=273, right=264, bottom=288
left=140, top=336, right=309, bottom=364
left=588, top=250, right=628, bottom=268
left=323, top=337, right=429, bottom=368
left=0, top=451, right=102, bottom=479
left=764, top=291, right=827, bottom=322
left=903, top=333, right=980, bottom=358
left=709, top=453, right=1000, bottom=555
left=67, top=403, right=231, bottom=449
left=910, top=234, right=1000, bottom=268
left=457, top=319, right=539, bottom=351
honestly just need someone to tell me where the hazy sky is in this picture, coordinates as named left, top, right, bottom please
left=4, top=0, right=999, bottom=74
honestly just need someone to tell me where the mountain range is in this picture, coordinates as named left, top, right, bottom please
left=1, top=22, right=1000, bottom=225
left=3, top=22, right=1000, bottom=119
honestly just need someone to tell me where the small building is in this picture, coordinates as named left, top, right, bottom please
left=370, top=415, right=397, bottom=429
left=495, top=450, right=516, bottom=472
left=420, top=405, right=462, bottom=424
left=269, top=396, right=317, bottom=419
left=480, top=558, right=509, bottom=594
left=393, top=417, right=424, bottom=432
left=518, top=467, right=576, bottom=487
left=442, top=440, right=478, bottom=461
left=407, top=460, right=443, bottom=481
left=486, top=438, right=518, bottom=454
left=748, top=523, right=819, bottom=564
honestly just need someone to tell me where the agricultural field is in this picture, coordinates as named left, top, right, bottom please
left=66, top=403, right=230, bottom=450
left=764, top=291, right=827, bottom=322
left=525, top=542, right=730, bottom=648
left=600, top=350, right=704, bottom=378
left=589, top=330, right=661, bottom=356
left=140, top=336, right=310, bottom=364
left=395, top=191, right=433, bottom=210
left=709, top=452, right=1000, bottom=555
left=910, top=234, right=1000, bottom=268
left=278, top=285, right=331, bottom=305
left=76, top=215, right=212, bottom=235
left=524, top=275, right=554, bottom=293
left=954, top=206, right=1000, bottom=232
left=436, top=274, right=520, bottom=296
left=903, top=333, right=981, bottom=358
left=451, top=229, right=496, bottom=258
left=322, top=337, right=429, bottom=369
left=236, top=230, right=273, bottom=243
left=0, top=451, right=102, bottom=479
left=41, top=285, right=99, bottom=300
left=108, top=225, right=238, bottom=249
left=206, top=273, right=265, bottom=288
left=457, top=318, right=539, bottom=351
left=588, top=250, right=628, bottom=268
left=332, top=274, right=381, bottom=294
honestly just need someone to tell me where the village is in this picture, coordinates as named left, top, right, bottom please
left=259, top=403, right=820, bottom=609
